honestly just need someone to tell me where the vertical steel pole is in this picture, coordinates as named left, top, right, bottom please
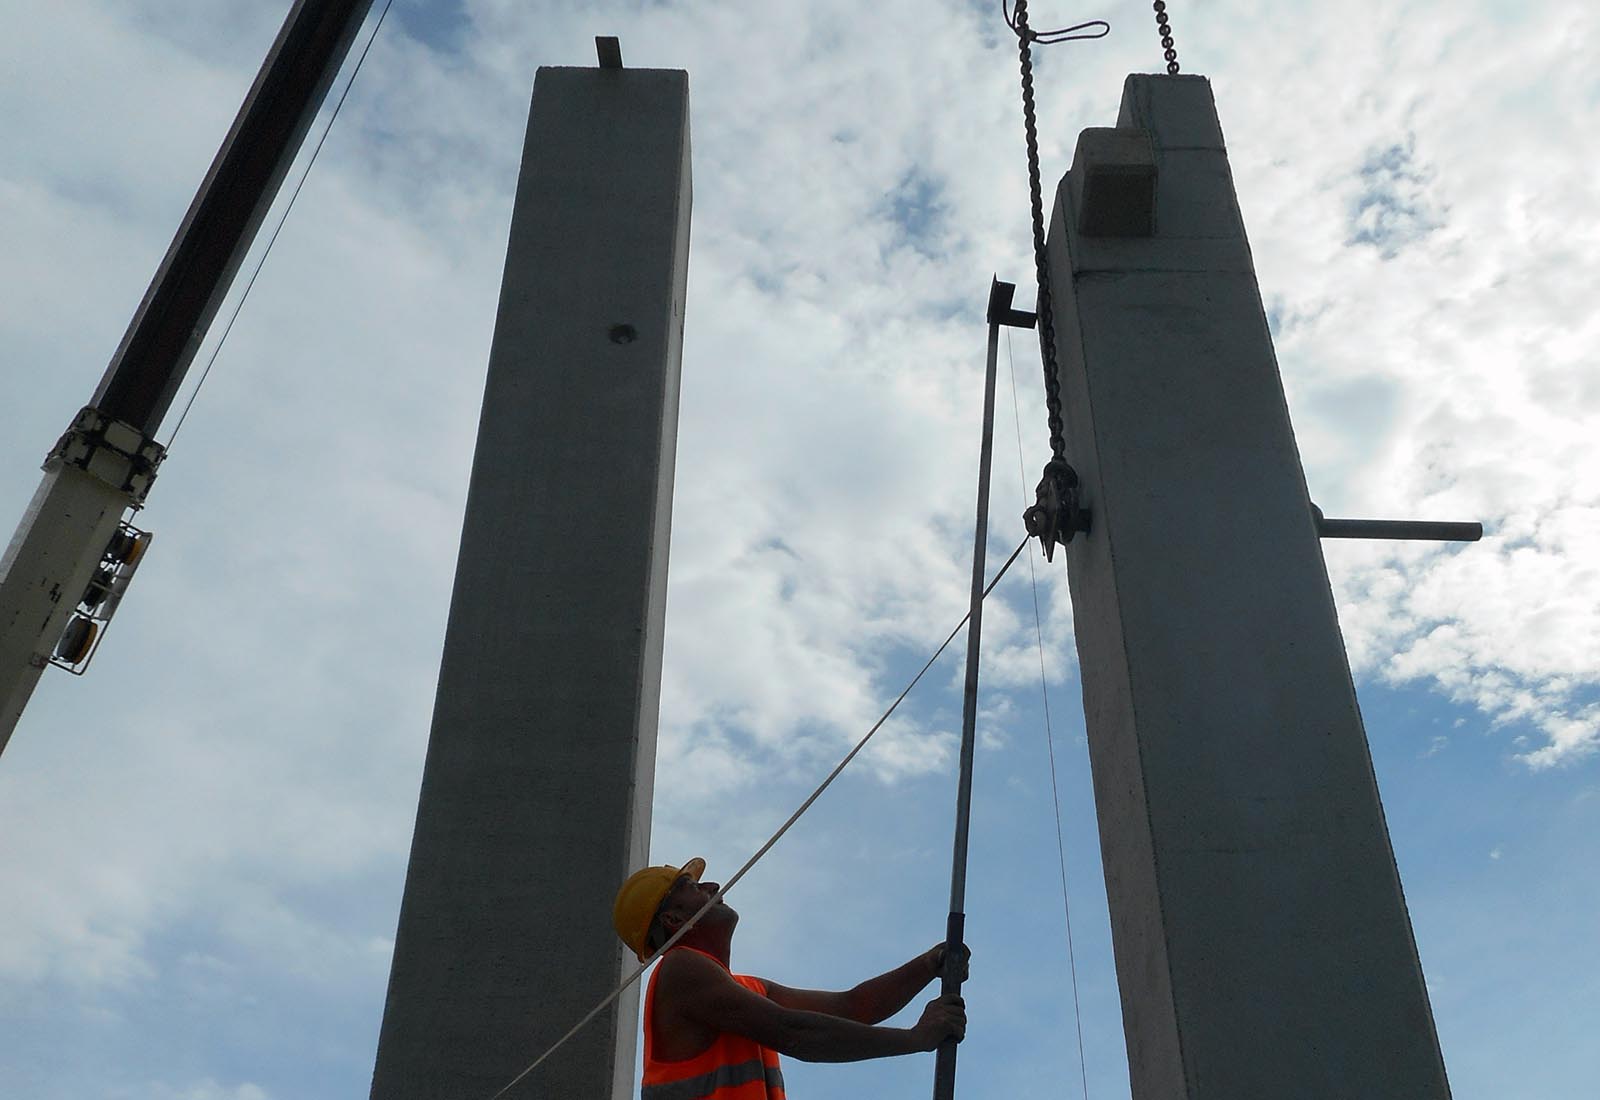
left=932, top=296, right=1002, bottom=1100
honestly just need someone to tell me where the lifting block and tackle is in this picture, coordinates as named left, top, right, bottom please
left=1023, top=457, right=1089, bottom=562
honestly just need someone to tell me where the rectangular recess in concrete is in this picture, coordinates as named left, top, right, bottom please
left=1050, top=74, right=1451, bottom=1099
left=369, top=64, right=691, bottom=1100
left=1070, top=127, right=1157, bottom=237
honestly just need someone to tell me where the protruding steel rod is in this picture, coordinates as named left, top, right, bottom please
left=1311, top=505, right=1482, bottom=542
left=933, top=287, right=1004, bottom=1100
left=1317, top=518, right=1483, bottom=542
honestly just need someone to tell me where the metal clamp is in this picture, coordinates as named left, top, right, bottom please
left=47, top=406, right=167, bottom=504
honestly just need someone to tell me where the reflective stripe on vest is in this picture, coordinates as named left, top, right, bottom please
left=641, top=1059, right=785, bottom=1100
left=642, top=946, right=786, bottom=1100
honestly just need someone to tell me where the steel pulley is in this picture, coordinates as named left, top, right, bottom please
left=1023, top=457, right=1090, bottom=561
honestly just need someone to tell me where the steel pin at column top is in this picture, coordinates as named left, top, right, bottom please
left=1153, top=1, right=1180, bottom=74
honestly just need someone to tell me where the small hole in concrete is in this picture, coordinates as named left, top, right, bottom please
left=609, top=323, right=637, bottom=345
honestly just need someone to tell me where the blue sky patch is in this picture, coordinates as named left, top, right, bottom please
left=393, top=0, right=471, bottom=54
left=1346, top=135, right=1447, bottom=259
left=883, top=168, right=948, bottom=257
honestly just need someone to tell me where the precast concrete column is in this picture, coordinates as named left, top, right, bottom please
left=1048, top=74, right=1450, bottom=1098
left=370, top=65, right=690, bottom=1100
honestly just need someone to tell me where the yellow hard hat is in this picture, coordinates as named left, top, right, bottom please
left=613, top=857, right=706, bottom=962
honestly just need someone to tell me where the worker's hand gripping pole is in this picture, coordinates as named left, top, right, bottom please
left=932, top=909, right=967, bottom=1096
left=933, top=281, right=1008, bottom=1100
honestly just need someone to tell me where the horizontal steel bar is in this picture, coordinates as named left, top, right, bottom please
left=1317, top=518, right=1483, bottom=542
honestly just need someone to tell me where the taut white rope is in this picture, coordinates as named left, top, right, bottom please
left=483, top=536, right=1029, bottom=1100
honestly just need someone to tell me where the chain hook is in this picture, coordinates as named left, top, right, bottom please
left=1023, top=457, right=1090, bottom=561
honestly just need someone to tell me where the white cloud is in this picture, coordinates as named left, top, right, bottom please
left=860, top=718, right=959, bottom=783
left=1, top=1, right=1598, bottom=1096
left=1231, top=1, right=1600, bottom=766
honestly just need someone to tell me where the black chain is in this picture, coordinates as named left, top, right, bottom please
left=1007, top=1, right=1104, bottom=556
left=1012, top=0, right=1066, bottom=463
left=1153, top=1, right=1180, bottom=74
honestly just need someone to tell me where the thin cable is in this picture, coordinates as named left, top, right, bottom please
left=484, top=537, right=1030, bottom=1100
left=165, top=0, right=396, bottom=448
left=1006, top=330, right=1090, bottom=1099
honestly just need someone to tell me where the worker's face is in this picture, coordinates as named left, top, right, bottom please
left=660, top=873, right=737, bottom=936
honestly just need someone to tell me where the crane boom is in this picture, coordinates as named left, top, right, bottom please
left=0, top=0, right=375, bottom=758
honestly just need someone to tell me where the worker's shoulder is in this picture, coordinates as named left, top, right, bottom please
left=656, top=948, right=732, bottom=992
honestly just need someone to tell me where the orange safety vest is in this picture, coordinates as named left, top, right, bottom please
left=642, top=946, right=787, bottom=1100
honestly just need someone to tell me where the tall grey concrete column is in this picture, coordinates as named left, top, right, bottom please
left=370, top=63, right=690, bottom=1100
left=1049, top=75, right=1450, bottom=1098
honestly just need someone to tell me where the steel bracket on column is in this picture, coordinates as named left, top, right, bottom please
left=986, top=278, right=1038, bottom=329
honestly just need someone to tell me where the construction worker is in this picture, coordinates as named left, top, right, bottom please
left=613, top=857, right=968, bottom=1099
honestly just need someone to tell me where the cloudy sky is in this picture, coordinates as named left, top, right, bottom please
left=2, top=1, right=1597, bottom=1097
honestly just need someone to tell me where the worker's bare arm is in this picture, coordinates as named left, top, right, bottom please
left=764, top=942, right=968, bottom=1025
left=662, top=951, right=964, bottom=1063
left=760, top=981, right=854, bottom=1019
